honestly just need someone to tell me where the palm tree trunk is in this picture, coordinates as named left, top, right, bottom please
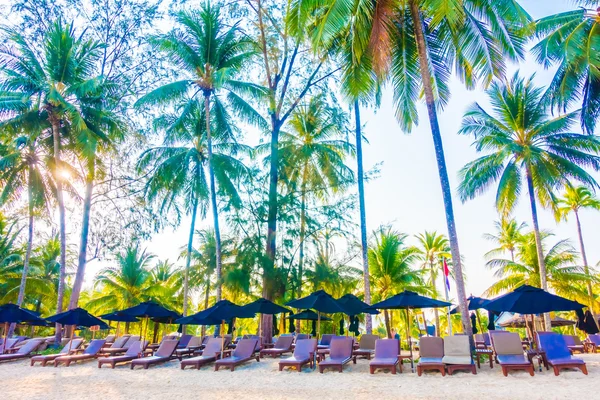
left=575, top=210, right=598, bottom=328
left=383, top=309, right=391, bottom=338
left=69, top=159, right=95, bottom=310
left=182, top=196, right=198, bottom=331
left=409, top=0, right=472, bottom=343
left=296, top=168, right=308, bottom=333
left=204, top=95, right=223, bottom=303
left=51, top=117, right=67, bottom=343
left=524, top=165, right=551, bottom=331
left=201, top=278, right=210, bottom=337
left=354, top=100, right=372, bottom=334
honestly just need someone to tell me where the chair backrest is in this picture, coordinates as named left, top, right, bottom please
left=61, top=339, right=84, bottom=354
left=564, top=335, right=575, bottom=346
left=201, top=336, right=209, bottom=345
left=572, top=335, right=583, bottom=346
left=187, top=336, right=202, bottom=348
left=273, top=335, right=294, bottom=350
left=359, top=334, right=379, bottom=350
left=16, top=339, right=42, bottom=355
left=104, top=334, right=116, bottom=343
left=203, top=338, right=223, bottom=356
left=490, top=332, right=523, bottom=355
left=178, top=334, right=193, bottom=348
left=374, top=338, right=399, bottom=358
left=155, top=339, right=179, bottom=358
left=124, top=340, right=144, bottom=356
left=320, top=334, right=335, bottom=346
left=295, top=334, right=310, bottom=341
left=587, top=334, right=600, bottom=345
left=233, top=338, right=258, bottom=358
left=125, top=335, right=141, bottom=347
left=419, top=337, right=444, bottom=358
left=444, top=335, right=470, bottom=357
left=111, top=336, right=129, bottom=349
left=329, top=337, right=353, bottom=360
left=84, top=339, right=106, bottom=355
left=293, top=339, right=317, bottom=359
left=537, top=333, right=571, bottom=360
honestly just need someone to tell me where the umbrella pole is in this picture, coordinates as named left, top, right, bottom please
left=3, top=322, right=8, bottom=353
left=116, top=321, right=120, bottom=338
left=220, top=320, right=225, bottom=359
left=317, top=312, right=321, bottom=339
left=406, top=308, right=414, bottom=372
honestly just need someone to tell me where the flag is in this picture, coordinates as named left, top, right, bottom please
left=443, top=258, right=451, bottom=291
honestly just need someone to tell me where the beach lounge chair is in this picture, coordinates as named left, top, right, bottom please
left=279, top=339, right=317, bottom=372
left=354, top=334, right=379, bottom=360
left=130, top=339, right=179, bottom=370
left=0, top=339, right=42, bottom=363
left=586, top=334, right=600, bottom=353
left=175, top=336, right=203, bottom=360
left=30, top=339, right=84, bottom=366
left=100, top=335, right=138, bottom=356
left=490, top=332, right=533, bottom=377
left=181, top=338, right=223, bottom=370
left=295, top=334, right=310, bottom=342
left=0, top=337, right=23, bottom=354
left=260, top=335, right=294, bottom=358
left=317, top=334, right=335, bottom=350
left=369, top=338, right=400, bottom=374
left=177, top=334, right=193, bottom=348
left=318, top=337, right=354, bottom=373
left=103, top=334, right=116, bottom=344
left=442, top=335, right=476, bottom=375
left=97, top=340, right=147, bottom=369
left=537, top=333, right=587, bottom=376
left=475, top=333, right=491, bottom=349
left=564, top=336, right=585, bottom=354
left=214, top=338, right=259, bottom=371
left=54, top=339, right=106, bottom=367
left=417, top=337, right=445, bottom=376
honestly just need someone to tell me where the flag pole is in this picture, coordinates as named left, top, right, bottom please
left=442, top=257, right=452, bottom=336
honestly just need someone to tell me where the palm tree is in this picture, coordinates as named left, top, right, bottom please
left=0, top=212, right=23, bottom=301
left=415, top=231, right=450, bottom=336
left=554, top=184, right=600, bottom=322
left=533, top=3, right=600, bottom=134
left=368, top=227, right=425, bottom=337
left=298, top=0, right=532, bottom=339
left=458, top=74, right=600, bottom=330
left=485, top=231, right=594, bottom=307
left=136, top=3, right=257, bottom=310
left=276, top=95, right=354, bottom=300
left=0, top=21, right=106, bottom=331
left=483, top=218, right=527, bottom=262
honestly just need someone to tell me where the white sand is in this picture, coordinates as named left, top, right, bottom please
left=2, top=353, right=599, bottom=400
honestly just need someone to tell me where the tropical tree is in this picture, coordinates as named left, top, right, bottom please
left=0, top=212, right=22, bottom=300
left=368, top=227, right=424, bottom=337
left=533, top=3, right=600, bottom=134
left=458, top=74, right=600, bottom=328
left=554, top=184, right=600, bottom=321
left=483, top=218, right=527, bottom=262
left=415, top=231, right=450, bottom=336
left=136, top=3, right=256, bottom=312
left=484, top=231, right=594, bottom=307
left=276, top=94, right=354, bottom=299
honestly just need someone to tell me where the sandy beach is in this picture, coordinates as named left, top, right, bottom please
left=2, top=353, right=598, bottom=400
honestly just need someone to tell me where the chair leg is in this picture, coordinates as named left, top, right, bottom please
left=528, top=366, right=534, bottom=376
left=417, top=366, right=422, bottom=376
left=391, top=365, right=396, bottom=375
left=553, top=366, right=560, bottom=376
left=501, top=366, right=508, bottom=377
left=581, top=365, right=588, bottom=375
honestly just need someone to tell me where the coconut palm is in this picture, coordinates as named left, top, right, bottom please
left=458, top=74, right=600, bottom=331
left=554, top=184, right=600, bottom=319
left=484, top=231, right=594, bottom=307
left=276, top=95, right=354, bottom=299
left=483, top=218, right=527, bottom=262
left=368, top=227, right=425, bottom=337
left=0, top=20, right=107, bottom=327
left=0, top=212, right=23, bottom=301
left=533, top=3, right=600, bottom=134
left=135, top=3, right=258, bottom=309
left=415, top=231, right=451, bottom=336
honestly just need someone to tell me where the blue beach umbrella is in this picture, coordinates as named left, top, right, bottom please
left=485, top=285, right=585, bottom=314
left=0, top=304, right=47, bottom=352
left=287, top=290, right=346, bottom=338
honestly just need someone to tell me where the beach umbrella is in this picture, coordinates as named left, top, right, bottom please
left=117, top=301, right=179, bottom=344
left=46, top=308, right=109, bottom=349
left=449, top=296, right=491, bottom=314
left=485, top=285, right=585, bottom=314
left=499, top=314, right=576, bottom=328
left=365, top=290, right=452, bottom=372
left=336, top=294, right=379, bottom=336
left=286, top=290, right=345, bottom=339
left=0, top=304, right=46, bottom=353
left=100, top=312, right=140, bottom=337
left=286, top=309, right=333, bottom=321
left=241, top=298, right=290, bottom=340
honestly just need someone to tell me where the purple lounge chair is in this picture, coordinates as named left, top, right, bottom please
left=100, top=335, right=139, bottom=356
left=317, top=334, right=335, bottom=350
left=564, top=335, right=585, bottom=354
left=369, top=339, right=400, bottom=374
left=260, top=336, right=294, bottom=358
left=181, top=338, right=223, bottom=370
left=0, top=339, right=42, bottom=363
left=354, top=334, right=379, bottom=360
left=54, top=339, right=106, bottom=367
left=177, top=334, right=193, bottom=349
left=214, top=338, right=259, bottom=372
left=175, top=336, right=203, bottom=360
left=279, top=339, right=317, bottom=372
left=31, top=339, right=84, bottom=366
left=130, top=339, right=179, bottom=370
left=537, top=333, right=587, bottom=376
left=490, top=332, right=533, bottom=377
left=417, top=337, right=445, bottom=376
left=318, top=337, right=354, bottom=373
left=97, top=340, right=148, bottom=369
left=586, top=334, right=600, bottom=352
left=0, top=337, right=23, bottom=354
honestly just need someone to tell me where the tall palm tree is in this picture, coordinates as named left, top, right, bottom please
left=533, top=3, right=600, bottom=134
left=297, top=0, right=533, bottom=339
left=485, top=231, right=594, bottom=307
left=368, top=227, right=425, bottom=337
left=136, top=3, right=257, bottom=310
left=554, top=184, right=600, bottom=321
left=458, top=74, right=600, bottom=328
left=0, top=212, right=23, bottom=301
left=0, top=21, right=106, bottom=333
left=483, top=218, right=527, bottom=262
left=415, top=231, right=450, bottom=336
left=277, top=95, right=354, bottom=300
